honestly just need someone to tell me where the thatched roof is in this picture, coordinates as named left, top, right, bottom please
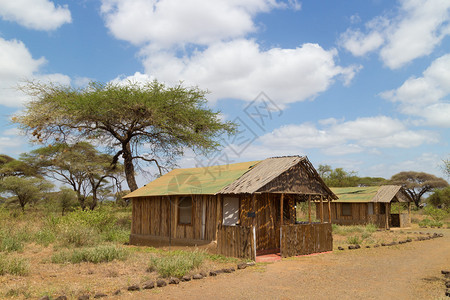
left=219, top=156, right=337, bottom=199
left=331, top=185, right=412, bottom=203
left=124, top=155, right=336, bottom=199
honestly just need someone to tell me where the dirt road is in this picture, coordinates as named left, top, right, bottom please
left=119, top=228, right=450, bottom=300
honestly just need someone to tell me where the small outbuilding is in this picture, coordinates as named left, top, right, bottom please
left=124, top=156, right=337, bottom=259
left=316, top=185, right=413, bottom=229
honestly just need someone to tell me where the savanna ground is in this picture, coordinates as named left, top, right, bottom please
left=0, top=205, right=449, bottom=300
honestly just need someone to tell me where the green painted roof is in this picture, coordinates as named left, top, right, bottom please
left=123, top=160, right=260, bottom=198
left=330, top=185, right=409, bottom=203
left=331, top=186, right=381, bottom=203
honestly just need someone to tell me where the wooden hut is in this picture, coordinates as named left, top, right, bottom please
left=124, top=156, right=337, bottom=259
left=316, top=186, right=413, bottom=229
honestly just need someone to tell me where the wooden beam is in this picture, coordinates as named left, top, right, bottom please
left=215, top=194, right=221, bottom=241
left=252, top=194, right=257, bottom=260
left=280, top=193, right=284, bottom=226
left=320, top=195, right=324, bottom=224
left=327, top=197, right=331, bottom=223
left=385, top=203, right=389, bottom=230
left=280, top=193, right=284, bottom=258
left=308, top=195, right=311, bottom=224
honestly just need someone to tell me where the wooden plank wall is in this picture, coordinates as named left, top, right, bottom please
left=131, top=195, right=218, bottom=241
left=320, top=202, right=369, bottom=225
left=239, top=194, right=286, bottom=251
left=280, top=223, right=333, bottom=258
left=216, top=224, right=255, bottom=260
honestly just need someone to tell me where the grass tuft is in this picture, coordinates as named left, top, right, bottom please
left=51, top=245, right=128, bottom=264
left=0, top=256, right=30, bottom=276
left=148, top=249, right=206, bottom=278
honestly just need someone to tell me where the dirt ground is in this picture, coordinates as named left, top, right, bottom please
left=116, top=228, right=450, bottom=300
left=1, top=227, right=449, bottom=299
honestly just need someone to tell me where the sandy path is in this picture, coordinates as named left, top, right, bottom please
left=117, top=228, right=450, bottom=300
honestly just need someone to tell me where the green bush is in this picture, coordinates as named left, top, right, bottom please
left=57, top=224, right=98, bottom=248
left=52, top=245, right=128, bottom=264
left=419, top=218, right=443, bottom=228
left=148, top=250, right=206, bottom=278
left=0, top=230, right=24, bottom=253
left=346, top=235, right=362, bottom=245
left=34, top=228, right=56, bottom=247
left=0, top=256, right=29, bottom=276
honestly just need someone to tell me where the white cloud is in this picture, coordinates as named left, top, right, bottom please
left=340, top=0, right=450, bottom=69
left=0, top=0, right=71, bottom=31
left=257, top=116, right=437, bottom=155
left=0, top=37, right=71, bottom=107
left=381, top=53, right=450, bottom=127
left=100, top=0, right=298, bottom=47
left=140, top=40, right=359, bottom=103
left=368, top=153, right=445, bottom=179
left=340, top=29, right=384, bottom=56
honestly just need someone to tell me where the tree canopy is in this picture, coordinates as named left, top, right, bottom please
left=15, top=80, right=236, bottom=191
left=0, top=176, right=53, bottom=212
left=427, top=186, right=450, bottom=209
left=390, top=171, right=449, bottom=207
left=318, top=164, right=386, bottom=187
left=21, top=142, right=123, bottom=210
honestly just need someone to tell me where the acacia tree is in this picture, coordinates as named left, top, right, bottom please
left=390, top=171, right=449, bottom=207
left=0, top=176, right=53, bottom=212
left=0, top=154, right=38, bottom=179
left=15, top=80, right=236, bottom=191
left=22, top=142, right=122, bottom=210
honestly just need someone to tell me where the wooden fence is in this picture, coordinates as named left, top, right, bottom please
left=216, top=225, right=255, bottom=260
left=280, top=223, right=332, bottom=258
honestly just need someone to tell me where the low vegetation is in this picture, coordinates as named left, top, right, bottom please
left=148, top=249, right=206, bottom=278
left=51, top=245, right=128, bottom=264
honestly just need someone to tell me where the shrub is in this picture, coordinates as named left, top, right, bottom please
left=34, top=228, right=56, bottom=247
left=52, top=245, right=128, bottom=264
left=346, top=235, right=362, bottom=245
left=0, top=256, right=29, bottom=276
left=0, top=230, right=24, bottom=253
left=148, top=250, right=206, bottom=278
left=57, top=223, right=98, bottom=248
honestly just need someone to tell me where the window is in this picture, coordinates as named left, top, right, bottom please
left=342, top=203, right=352, bottom=216
left=380, top=203, right=386, bottom=215
left=178, top=197, right=192, bottom=225
left=368, top=203, right=374, bottom=215
left=223, top=197, right=239, bottom=226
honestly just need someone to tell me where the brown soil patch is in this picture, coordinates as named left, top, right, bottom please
left=1, top=228, right=449, bottom=299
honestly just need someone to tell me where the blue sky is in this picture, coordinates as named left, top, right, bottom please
left=0, top=0, right=449, bottom=185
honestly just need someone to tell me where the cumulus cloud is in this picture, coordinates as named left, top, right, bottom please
left=368, top=153, right=445, bottom=179
left=257, top=116, right=437, bottom=155
left=0, top=0, right=71, bottom=31
left=139, top=41, right=359, bottom=103
left=381, top=53, right=450, bottom=127
left=340, top=0, right=450, bottom=69
left=0, top=37, right=70, bottom=107
left=100, top=0, right=299, bottom=47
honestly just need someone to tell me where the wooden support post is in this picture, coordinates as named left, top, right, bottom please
left=252, top=194, right=257, bottom=260
left=308, top=195, right=311, bottom=223
left=173, top=196, right=178, bottom=239
left=327, top=197, right=331, bottom=223
left=215, top=194, right=221, bottom=241
left=320, top=195, right=324, bottom=224
left=385, top=203, right=389, bottom=230
left=280, top=193, right=284, bottom=258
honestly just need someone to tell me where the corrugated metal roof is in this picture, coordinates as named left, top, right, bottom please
left=218, top=156, right=305, bottom=194
left=331, top=185, right=411, bottom=203
left=123, top=160, right=260, bottom=198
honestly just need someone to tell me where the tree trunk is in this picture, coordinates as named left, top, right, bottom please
left=122, top=143, right=138, bottom=191
left=90, top=186, right=97, bottom=210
